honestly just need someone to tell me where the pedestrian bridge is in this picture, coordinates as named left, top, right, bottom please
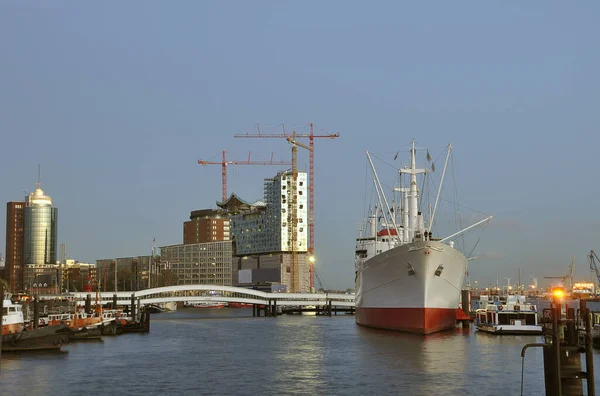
left=40, top=284, right=355, bottom=308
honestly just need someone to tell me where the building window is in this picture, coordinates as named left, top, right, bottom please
left=299, top=191, right=303, bottom=195
left=299, top=181, right=303, bottom=186
left=299, top=204, right=303, bottom=209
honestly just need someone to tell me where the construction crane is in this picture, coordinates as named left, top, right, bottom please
left=235, top=123, right=339, bottom=291
left=544, top=256, right=575, bottom=292
left=198, top=150, right=291, bottom=202
left=286, top=132, right=312, bottom=292
left=588, top=250, right=600, bottom=288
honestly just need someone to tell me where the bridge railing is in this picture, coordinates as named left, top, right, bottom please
left=38, top=285, right=355, bottom=307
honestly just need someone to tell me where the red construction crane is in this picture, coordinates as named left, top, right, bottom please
left=198, top=150, right=291, bottom=202
left=234, top=123, right=339, bottom=291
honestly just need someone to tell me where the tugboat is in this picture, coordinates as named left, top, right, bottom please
left=2, top=298, right=68, bottom=351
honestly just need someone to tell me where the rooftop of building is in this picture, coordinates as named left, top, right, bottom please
left=216, top=193, right=265, bottom=214
left=189, top=208, right=229, bottom=220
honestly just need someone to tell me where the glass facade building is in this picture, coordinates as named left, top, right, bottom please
left=160, top=241, right=233, bottom=285
left=231, top=171, right=307, bottom=256
left=23, top=187, right=58, bottom=266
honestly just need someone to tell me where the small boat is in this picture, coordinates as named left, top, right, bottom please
left=475, top=296, right=542, bottom=335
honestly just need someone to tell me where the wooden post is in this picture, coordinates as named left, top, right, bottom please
left=553, top=302, right=562, bottom=396
left=130, top=294, right=135, bottom=320
left=33, top=295, right=39, bottom=329
left=582, top=300, right=595, bottom=396
left=112, top=294, right=117, bottom=309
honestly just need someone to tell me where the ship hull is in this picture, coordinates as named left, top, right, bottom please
left=1, top=324, right=69, bottom=352
left=355, top=240, right=466, bottom=335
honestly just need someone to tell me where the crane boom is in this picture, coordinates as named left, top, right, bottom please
left=588, top=250, right=600, bottom=287
left=198, top=150, right=291, bottom=202
left=235, top=123, right=339, bottom=291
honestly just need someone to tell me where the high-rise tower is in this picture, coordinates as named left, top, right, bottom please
left=5, top=201, right=26, bottom=292
left=24, top=183, right=58, bottom=266
left=22, top=169, right=60, bottom=293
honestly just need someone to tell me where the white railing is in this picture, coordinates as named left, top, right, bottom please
left=39, top=284, right=355, bottom=307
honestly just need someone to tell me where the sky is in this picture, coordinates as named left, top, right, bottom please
left=1, top=1, right=599, bottom=290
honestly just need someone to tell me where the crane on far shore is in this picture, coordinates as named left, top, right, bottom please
left=588, top=250, right=600, bottom=288
left=544, top=256, right=575, bottom=291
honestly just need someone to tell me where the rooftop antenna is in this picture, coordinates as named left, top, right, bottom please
left=37, top=164, right=41, bottom=189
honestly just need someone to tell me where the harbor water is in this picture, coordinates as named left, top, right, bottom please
left=1, top=309, right=599, bottom=395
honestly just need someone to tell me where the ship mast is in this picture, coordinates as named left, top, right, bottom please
left=400, top=140, right=428, bottom=241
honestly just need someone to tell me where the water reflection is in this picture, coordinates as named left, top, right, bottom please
left=0, top=312, right=596, bottom=395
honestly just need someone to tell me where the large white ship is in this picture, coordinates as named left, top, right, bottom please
left=355, top=141, right=491, bottom=334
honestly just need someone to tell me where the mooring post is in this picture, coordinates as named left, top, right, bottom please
left=328, top=300, right=332, bottom=317
left=33, top=295, right=39, bottom=329
left=130, top=294, right=135, bottom=319
left=553, top=302, right=562, bottom=396
left=272, top=300, right=277, bottom=317
left=137, top=299, right=141, bottom=322
left=461, top=289, right=471, bottom=328
left=85, top=294, right=92, bottom=315
left=543, top=301, right=562, bottom=396
left=252, top=304, right=256, bottom=317
left=582, top=300, right=595, bottom=396
left=112, top=294, right=118, bottom=309
left=144, top=311, right=150, bottom=332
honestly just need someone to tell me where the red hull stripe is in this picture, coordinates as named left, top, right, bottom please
left=356, top=307, right=458, bottom=335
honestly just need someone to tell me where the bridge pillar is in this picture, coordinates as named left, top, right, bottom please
left=328, top=300, right=332, bottom=317
left=267, top=299, right=272, bottom=317
left=272, top=300, right=277, bottom=317
left=252, top=304, right=256, bottom=317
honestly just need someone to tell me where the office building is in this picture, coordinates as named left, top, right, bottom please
left=24, top=184, right=58, bottom=266
left=5, top=201, right=26, bottom=292
left=61, top=259, right=96, bottom=293
left=95, top=256, right=156, bottom=291
left=159, top=241, right=233, bottom=286
left=183, top=209, right=230, bottom=244
left=22, top=181, right=59, bottom=293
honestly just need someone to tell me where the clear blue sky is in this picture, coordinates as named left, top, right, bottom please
left=1, top=1, right=599, bottom=290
